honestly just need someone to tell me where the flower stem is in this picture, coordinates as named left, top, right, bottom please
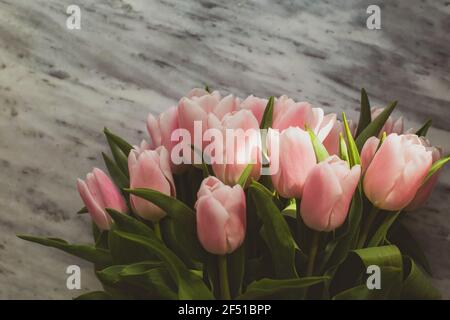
left=154, top=221, right=162, bottom=240
left=357, top=206, right=379, bottom=248
left=306, top=231, right=321, bottom=276
left=218, top=255, right=231, bottom=300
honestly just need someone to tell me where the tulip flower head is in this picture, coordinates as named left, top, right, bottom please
left=300, top=156, right=361, bottom=232
left=77, top=168, right=127, bottom=230
left=206, top=109, right=262, bottom=185
left=195, top=176, right=246, bottom=255
left=128, top=146, right=176, bottom=222
left=272, top=96, right=336, bottom=142
left=267, top=127, right=316, bottom=198
left=363, top=134, right=433, bottom=211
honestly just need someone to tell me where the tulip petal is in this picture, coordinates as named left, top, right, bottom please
left=92, top=168, right=127, bottom=213
left=77, top=179, right=111, bottom=230
left=196, top=195, right=229, bottom=255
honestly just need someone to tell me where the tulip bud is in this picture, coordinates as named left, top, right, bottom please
left=77, top=168, right=127, bottom=230
left=405, top=139, right=443, bottom=211
left=372, top=107, right=404, bottom=135
left=272, top=96, right=336, bottom=142
left=363, top=134, right=433, bottom=211
left=300, top=156, right=361, bottom=231
left=195, top=176, right=246, bottom=255
left=238, top=95, right=268, bottom=125
left=128, top=147, right=176, bottom=221
left=206, top=109, right=262, bottom=185
left=267, top=127, right=316, bottom=198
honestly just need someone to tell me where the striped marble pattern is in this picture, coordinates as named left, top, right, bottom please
left=0, top=0, right=449, bottom=299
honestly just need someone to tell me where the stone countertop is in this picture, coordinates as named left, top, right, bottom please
left=0, top=0, right=449, bottom=299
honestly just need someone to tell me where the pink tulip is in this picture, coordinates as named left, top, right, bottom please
left=267, top=127, right=316, bottom=198
left=206, top=109, right=262, bottom=185
left=195, top=176, right=246, bottom=255
left=405, top=139, right=442, bottom=211
left=323, top=119, right=357, bottom=156
left=77, top=168, right=127, bottom=230
left=360, top=136, right=380, bottom=173
left=178, top=90, right=239, bottom=148
left=372, top=108, right=404, bottom=135
left=238, top=95, right=268, bottom=124
left=147, top=107, right=186, bottom=173
left=300, top=156, right=361, bottom=231
left=128, top=147, right=176, bottom=221
left=272, top=96, right=336, bottom=142
left=363, top=134, right=433, bottom=211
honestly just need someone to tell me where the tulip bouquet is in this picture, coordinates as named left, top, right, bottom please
left=19, top=88, right=449, bottom=300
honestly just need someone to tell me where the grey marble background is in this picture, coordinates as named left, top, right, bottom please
left=0, top=0, right=449, bottom=299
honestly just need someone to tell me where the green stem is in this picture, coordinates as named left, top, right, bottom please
left=154, top=221, right=162, bottom=240
left=306, top=231, right=321, bottom=276
left=357, top=206, right=379, bottom=248
left=218, top=255, right=231, bottom=300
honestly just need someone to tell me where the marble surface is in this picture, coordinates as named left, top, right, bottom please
left=0, top=0, right=449, bottom=299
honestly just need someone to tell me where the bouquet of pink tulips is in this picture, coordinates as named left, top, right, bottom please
left=19, top=88, right=449, bottom=300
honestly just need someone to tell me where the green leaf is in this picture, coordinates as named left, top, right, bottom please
left=249, top=180, right=298, bottom=278
left=77, top=206, right=88, bottom=214
left=122, top=266, right=178, bottom=300
left=102, top=152, right=129, bottom=190
left=401, top=257, right=441, bottom=299
left=111, top=230, right=213, bottom=300
left=355, top=101, right=397, bottom=150
left=260, top=96, right=275, bottom=130
left=124, top=188, right=206, bottom=262
left=423, top=155, right=450, bottom=184
left=237, top=164, right=253, bottom=188
left=96, top=265, right=125, bottom=285
left=332, top=245, right=403, bottom=299
left=342, top=112, right=360, bottom=167
left=237, top=277, right=328, bottom=300
left=103, top=127, right=133, bottom=155
left=105, top=139, right=129, bottom=177
left=355, top=88, right=372, bottom=137
left=106, top=209, right=158, bottom=264
left=106, top=209, right=155, bottom=238
left=17, top=235, right=112, bottom=267
left=367, top=211, right=401, bottom=247
left=339, top=133, right=349, bottom=163
left=97, top=262, right=177, bottom=300
left=74, top=291, right=112, bottom=300
left=353, top=245, right=403, bottom=270
left=415, top=119, right=432, bottom=137
left=281, top=200, right=297, bottom=219
left=204, top=84, right=211, bottom=93
left=306, top=127, right=329, bottom=162
left=332, top=267, right=402, bottom=300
